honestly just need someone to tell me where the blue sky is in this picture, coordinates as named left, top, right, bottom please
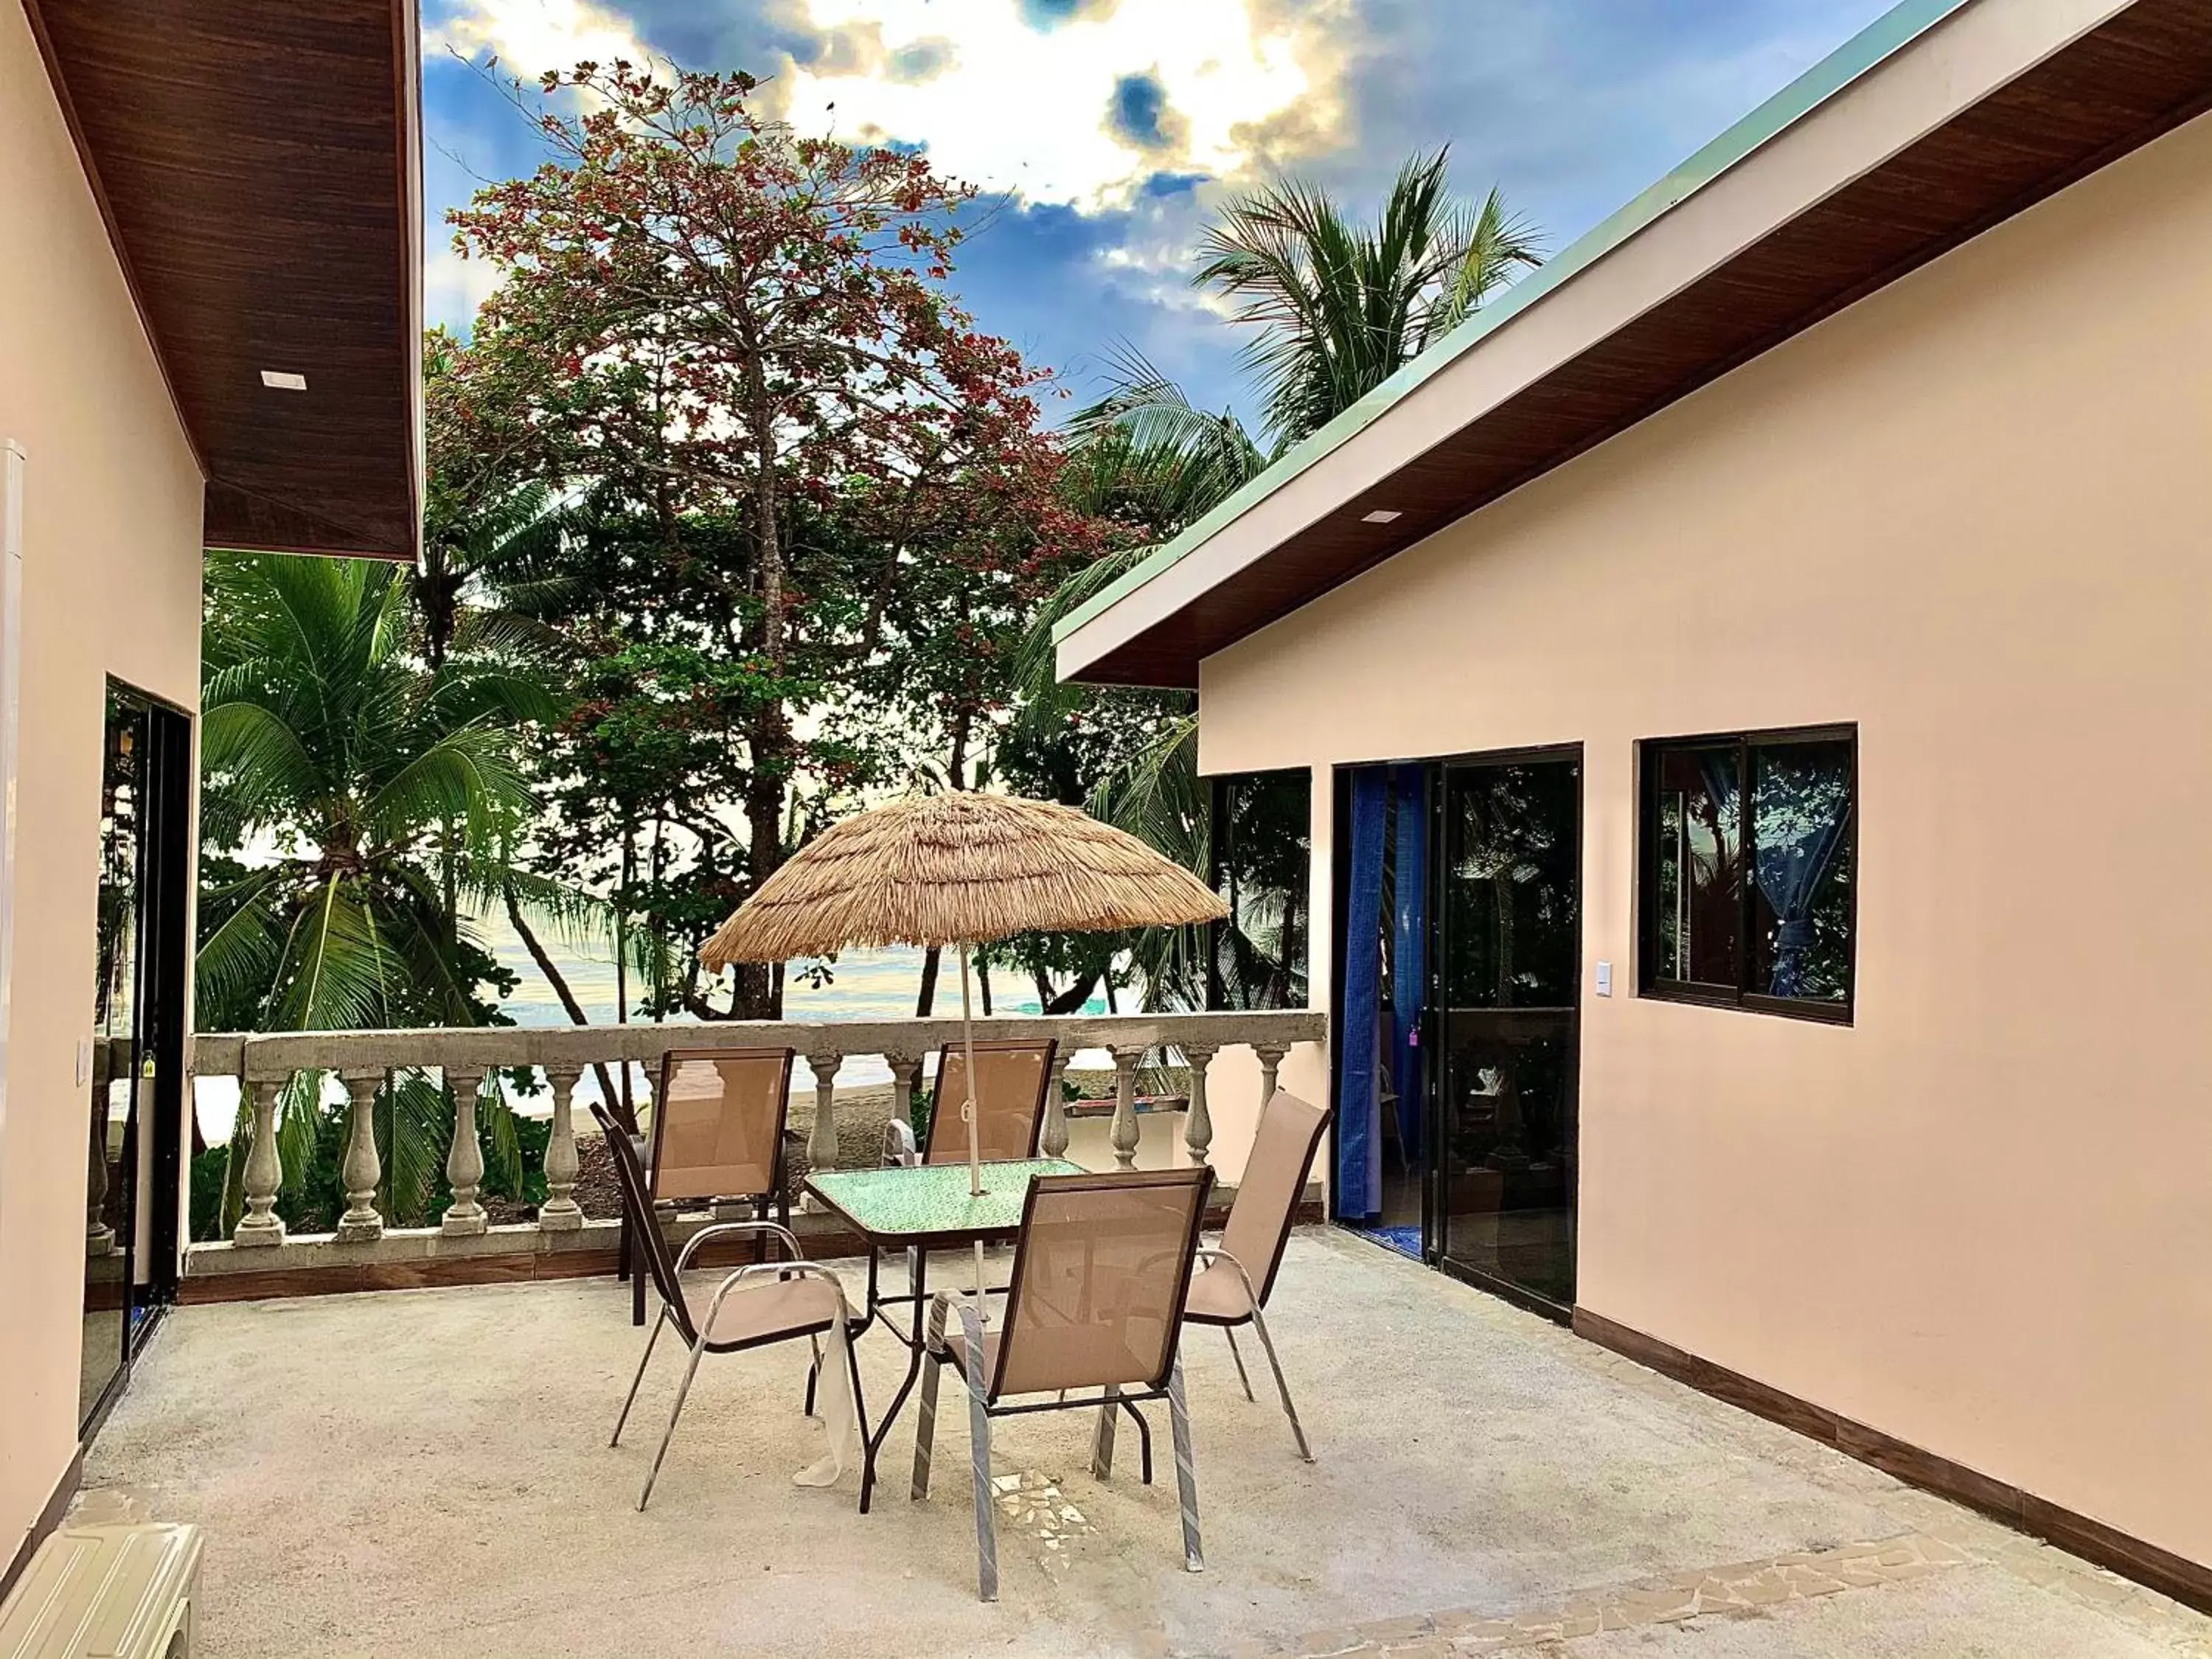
left=420, top=0, right=1898, bottom=427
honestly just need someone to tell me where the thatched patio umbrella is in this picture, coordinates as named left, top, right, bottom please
left=698, top=792, right=1228, bottom=1207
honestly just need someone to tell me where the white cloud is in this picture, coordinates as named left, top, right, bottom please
left=427, top=0, right=1346, bottom=211
left=787, top=0, right=1333, bottom=206
left=426, top=0, right=653, bottom=76
left=424, top=243, right=507, bottom=334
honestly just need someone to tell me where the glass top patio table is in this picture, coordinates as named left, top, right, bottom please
left=806, top=1158, right=1082, bottom=1249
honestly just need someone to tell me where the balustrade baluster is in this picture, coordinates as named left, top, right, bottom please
left=189, top=1015, right=1322, bottom=1263
left=335, top=1067, right=384, bottom=1242
left=1041, top=1049, right=1074, bottom=1159
left=441, top=1065, right=489, bottom=1237
left=1180, top=1045, right=1217, bottom=1167
left=888, top=1053, right=922, bottom=1130
left=1255, top=1043, right=1287, bottom=1110
left=806, top=1051, right=843, bottom=1189
left=539, top=1067, right=583, bottom=1231
left=233, top=1076, right=285, bottom=1247
left=1110, top=1046, right=1145, bottom=1169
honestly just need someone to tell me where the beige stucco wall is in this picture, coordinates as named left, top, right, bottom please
left=0, top=1, right=202, bottom=1562
left=1197, top=109, right=2212, bottom=1566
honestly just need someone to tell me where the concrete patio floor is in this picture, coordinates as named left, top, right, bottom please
left=80, top=1228, right=2212, bottom=1658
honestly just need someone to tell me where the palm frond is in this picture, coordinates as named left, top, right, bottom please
left=267, top=876, right=403, bottom=1031
left=198, top=702, right=326, bottom=824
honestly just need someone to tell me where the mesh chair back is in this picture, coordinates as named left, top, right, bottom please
left=1220, top=1090, right=1330, bottom=1309
left=992, top=1167, right=1213, bottom=1399
left=650, top=1048, right=794, bottom=1204
left=925, top=1038, right=1056, bottom=1164
left=591, top=1099, right=698, bottom=1346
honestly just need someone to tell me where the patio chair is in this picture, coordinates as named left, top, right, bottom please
left=1182, top=1088, right=1330, bottom=1462
left=884, top=1037, right=1057, bottom=1166
left=625, top=1047, right=796, bottom=1326
left=591, top=1099, right=868, bottom=1512
left=910, top=1166, right=1214, bottom=1601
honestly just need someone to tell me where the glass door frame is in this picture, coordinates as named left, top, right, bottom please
left=1420, top=742, right=1584, bottom=1324
left=81, top=680, right=192, bottom=1440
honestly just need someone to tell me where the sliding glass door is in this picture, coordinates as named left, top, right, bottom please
left=1427, top=748, right=1582, bottom=1313
left=82, top=681, right=190, bottom=1432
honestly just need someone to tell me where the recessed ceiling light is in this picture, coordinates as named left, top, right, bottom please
left=260, top=370, right=308, bottom=391
left=1361, top=508, right=1402, bottom=524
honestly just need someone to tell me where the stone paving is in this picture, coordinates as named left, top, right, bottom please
left=80, top=1227, right=2212, bottom=1658
left=1255, top=1494, right=2212, bottom=1659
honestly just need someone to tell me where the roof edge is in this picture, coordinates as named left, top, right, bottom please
left=1051, top=0, right=1975, bottom=653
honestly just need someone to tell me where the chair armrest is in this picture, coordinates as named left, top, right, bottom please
left=922, top=1288, right=995, bottom=1354
left=701, top=1258, right=847, bottom=1332
left=675, top=1219, right=804, bottom=1273
left=883, top=1119, right=919, bottom=1167
left=1191, top=1246, right=1262, bottom=1308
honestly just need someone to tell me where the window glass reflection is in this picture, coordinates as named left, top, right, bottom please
left=1651, top=745, right=1742, bottom=989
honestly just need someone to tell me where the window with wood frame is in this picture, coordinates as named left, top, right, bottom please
left=1639, top=726, right=1856, bottom=1021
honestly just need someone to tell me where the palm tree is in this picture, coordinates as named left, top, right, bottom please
left=1196, top=148, right=1541, bottom=447
left=1013, top=150, right=1541, bottom=1008
left=415, top=479, right=574, bottom=671
left=195, top=551, right=574, bottom=1225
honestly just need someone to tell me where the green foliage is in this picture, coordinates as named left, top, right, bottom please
left=195, top=547, right=581, bottom=1234
left=197, top=551, right=553, bottom=1031
left=1001, top=152, right=1540, bottom=1010
left=1195, top=150, right=1541, bottom=448
left=444, top=63, right=1104, bottom=1020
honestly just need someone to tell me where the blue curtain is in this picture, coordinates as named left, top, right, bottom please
left=1335, top=768, right=1388, bottom=1220
left=1388, top=765, right=1427, bottom=1161
left=1750, top=751, right=1852, bottom=997
left=1699, top=748, right=1851, bottom=997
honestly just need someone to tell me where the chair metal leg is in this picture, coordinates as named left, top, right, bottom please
left=1248, top=1305, right=1314, bottom=1463
left=911, top=1296, right=950, bottom=1501
left=844, top=1321, right=873, bottom=1509
left=1166, top=1352, right=1203, bottom=1573
left=804, top=1334, right=821, bottom=1416
left=1090, top=1382, right=1119, bottom=1479
left=611, top=1307, right=667, bottom=1447
left=1224, top=1326, right=1256, bottom=1402
left=1120, top=1395, right=1154, bottom=1485
left=956, top=1303, right=998, bottom=1602
left=637, top=1337, right=706, bottom=1511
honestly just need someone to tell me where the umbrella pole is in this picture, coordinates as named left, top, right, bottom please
left=958, top=942, right=987, bottom=1313
left=958, top=942, right=983, bottom=1197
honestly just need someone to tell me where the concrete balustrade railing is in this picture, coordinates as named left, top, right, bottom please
left=184, top=1012, right=1326, bottom=1286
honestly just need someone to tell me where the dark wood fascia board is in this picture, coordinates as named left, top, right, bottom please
left=16, top=0, right=207, bottom=479
left=1573, top=1306, right=2212, bottom=1615
left=27, top=0, right=422, bottom=563
left=203, top=479, right=411, bottom=563
left=391, top=0, right=424, bottom=557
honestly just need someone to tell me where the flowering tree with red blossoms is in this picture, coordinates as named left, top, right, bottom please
left=447, top=63, right=1107, bottom=1018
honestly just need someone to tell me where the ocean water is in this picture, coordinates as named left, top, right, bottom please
left=193, top=912, right=1114, bottom=1144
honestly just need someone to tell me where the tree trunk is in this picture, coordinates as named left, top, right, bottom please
left=733, top=340, right=790, bottom=1022
left=916, top=949, right=941, bottom=1018
left=976, top=959, right=994, bottom=1017
left=506, top=884, right=627, bottom=1132
left=1045, top=971, right=1102, bottom=1016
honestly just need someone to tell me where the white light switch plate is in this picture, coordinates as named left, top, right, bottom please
left=1595, top=961, right=1613, bottom=998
